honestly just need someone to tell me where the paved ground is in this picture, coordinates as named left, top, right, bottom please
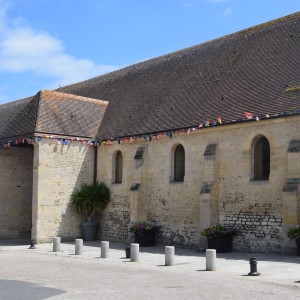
left=0, top=240, right=300, bottom=299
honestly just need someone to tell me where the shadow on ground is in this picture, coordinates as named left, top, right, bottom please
left=0, top=280, right=66, bottom=300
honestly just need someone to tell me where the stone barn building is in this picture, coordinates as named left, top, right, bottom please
left=1, top=12, right=300, bottom=253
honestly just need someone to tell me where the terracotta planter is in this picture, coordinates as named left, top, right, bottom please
left=207, top=235, right=233, bottom=253
left=134, top=228, right=156, bottom=247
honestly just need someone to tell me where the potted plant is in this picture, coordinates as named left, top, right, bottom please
left=201, top=224, right=236, bottom=253
left=129, top=221, right=159, bottom=247
left=287, top=225, right=300, bottom=256
left=71, top=181, right=111, bottom=241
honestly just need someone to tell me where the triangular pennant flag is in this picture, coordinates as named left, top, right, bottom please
left=244, top=112, right=253, bottom=120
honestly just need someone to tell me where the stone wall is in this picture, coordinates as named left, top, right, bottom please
left=98, top=116, right=300, bottom=253
left=0, top=146, right=33, bottom=239
left=32, top=139, right=95, bottom=242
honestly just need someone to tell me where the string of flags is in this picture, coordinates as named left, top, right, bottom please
left=0, top=110, right=287, bottom=149
left=0, top=136, right=98, bottom=149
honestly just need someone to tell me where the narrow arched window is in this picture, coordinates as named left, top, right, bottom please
left=115, top=151, right=123, bottom=183
left=174, top=144, right=185, bottom=182
left=254, top=136, right=270, bottom=180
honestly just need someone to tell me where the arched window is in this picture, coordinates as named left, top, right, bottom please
left=114, top=151, right=123, bottom=183
left=174, top=144, right=185, bottom=182
left=253, top=136, right=270, bottom=180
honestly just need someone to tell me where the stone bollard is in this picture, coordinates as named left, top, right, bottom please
left=101, top=241, right=109, bottom=258
left=75, top=239, right=83, bottom=255
left=130, top=243, right=139, bottom=262
left=53, top=237, right=61, bottom=252
left=206, top=249, right=216, bottom=271
left=165, top=246, right=175, bottom=266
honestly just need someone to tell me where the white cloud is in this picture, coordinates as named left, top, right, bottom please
left=207, top=0, right=227, bottom=3
left=0, top=0, right=119, bottom=88
left=183, top=1, right=192, bottom=8
left=223, top=8, right=232, bottom=17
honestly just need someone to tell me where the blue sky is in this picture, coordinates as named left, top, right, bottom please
left=0, top=0, right=299, bottom=104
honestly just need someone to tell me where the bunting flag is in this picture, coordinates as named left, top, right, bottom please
left=0, top=110, right=292, bottom=150
left=244, top=112, right=253, bottom=119
left=166, top=132, right=172, bottom=139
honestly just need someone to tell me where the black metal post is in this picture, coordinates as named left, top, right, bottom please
left=248, top=257, right=260, bottom=276
left=29, top=240, right=36, bottom=249
left=125, top=246, right=130, bottom=258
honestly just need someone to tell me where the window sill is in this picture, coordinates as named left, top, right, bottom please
left=250, top=178, right=269, bottom=182
left=170, top=180, right=184, bottom=184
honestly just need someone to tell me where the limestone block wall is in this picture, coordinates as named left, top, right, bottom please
left=0, top=146, right=33, bottom=239
left=32, top=139, right=95, bottom=242
left=217, top=117, right=300, bottom=253
left=97, top=145, right=132, bottom=242
left=97, top=115, right=300, bottom=253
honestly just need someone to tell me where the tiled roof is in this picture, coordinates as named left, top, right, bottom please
left=0, top=91, right=108, bottom=141
left=0, top=96, right=38, bottom=141
left=1, top=12, right=300, bottom=141
left=35, top=90, right=108, bottom=138
left=56, top=12, right=300, bottom=140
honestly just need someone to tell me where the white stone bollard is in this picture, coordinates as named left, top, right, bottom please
left=130, top=243, right=139, bottom=262
left=75, top=239, right=83, bottom=255
left=206, top=249, right=216, bottom=271
left=101, top=241, right=109, bottom=258
left=165, top=246, right=175, bottom=266
left=53, top=237, right=61, bottom=252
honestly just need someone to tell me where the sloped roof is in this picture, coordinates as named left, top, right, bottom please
left=35, top=90, right=108, bottom=138
left=0, top=96, right=39, bottom=141
left=0, top=90, right=108, bottom=142
left=56, top=12, right=300, bottom=140
left=1, top=12, right=300, bottom=142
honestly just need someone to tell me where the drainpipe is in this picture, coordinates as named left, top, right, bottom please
left=94, top=145, right=98, bottom=183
